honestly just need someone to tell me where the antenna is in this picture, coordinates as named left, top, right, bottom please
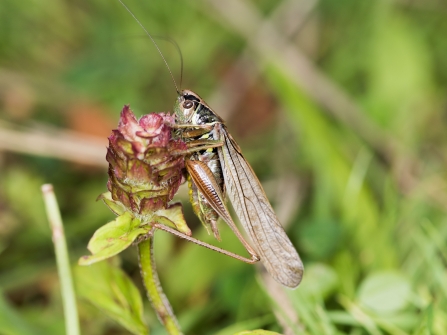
left=153, top=35, right=183, bottom=90
left=117, top=0, right=181, bottom=93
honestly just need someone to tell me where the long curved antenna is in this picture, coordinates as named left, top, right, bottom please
left=151, top=35, right=183, bottom=90
left=117, top=0, right=180, bottom=93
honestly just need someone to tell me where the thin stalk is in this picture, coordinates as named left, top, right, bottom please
left=41, top=184, right=80, bottom=335
left=138, top=235, right=183, bottom=335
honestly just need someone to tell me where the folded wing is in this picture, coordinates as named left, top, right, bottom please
left=217, top=125, right=303, bottom=288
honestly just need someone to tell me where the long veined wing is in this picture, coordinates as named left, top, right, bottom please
left=185, top=160, right=260, bottom=260
left=217, top=124, right=303, bottom=288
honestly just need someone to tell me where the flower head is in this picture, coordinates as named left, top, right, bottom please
left=106, top=105, right=187, bottom=216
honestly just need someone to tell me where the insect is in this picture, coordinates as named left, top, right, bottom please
left=118, top=0, right=303, bottom=288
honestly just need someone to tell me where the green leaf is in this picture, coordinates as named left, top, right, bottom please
left=212, top=314, right=275, bottom=335
left=233, top=331, right=282, bottom=335
left=74, top=259, right=147, bottom=335
left=97, top=191, right=127, bottom=216
left=78, top=212, right=149, bottom=265
left=154, top=202, right=191, bottom=235
left=357, top=271, right=411, bottom=315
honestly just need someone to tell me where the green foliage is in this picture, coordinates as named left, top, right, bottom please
left=79, top=198, right=190, bottom=265
left=1, top=0, right=447, bottom=334
left=78, top=212, right=146, bottom=266
left=357, top=272, right=411, bottom=315
left=75, top=260, right=147, bottom=335
left=0, top=290, right=39, bottom=335
left=233, top=331, right=281, bottom=335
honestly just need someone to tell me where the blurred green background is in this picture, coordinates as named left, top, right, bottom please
left=1, top=0, right=446, bottom=334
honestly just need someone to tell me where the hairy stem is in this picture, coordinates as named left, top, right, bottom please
left=138, top=235, right=183, bottom=335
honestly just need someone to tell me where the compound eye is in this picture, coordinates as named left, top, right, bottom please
left=183, top=100, right=194, bottom=109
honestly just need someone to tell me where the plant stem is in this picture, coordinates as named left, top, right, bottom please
left=138, top=235, right=183, bottom=335
left=41, top=184, right=80, bottom=335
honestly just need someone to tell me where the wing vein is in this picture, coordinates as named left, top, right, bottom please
left=218, top=125, right=303, bottom=287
